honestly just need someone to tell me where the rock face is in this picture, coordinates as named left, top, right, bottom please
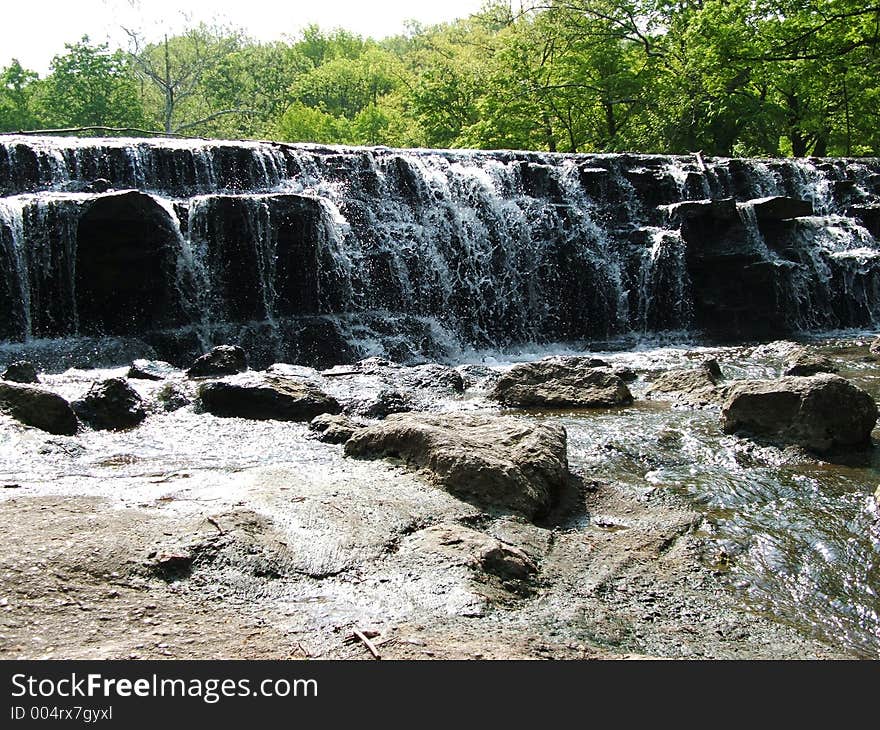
left=309, top=413, right=363, bottom=444
left=782, top=348, right=838, bottom=377
left=0, top=382, right=78, bottom=435
left=720, top=374, right=878, bottom=451
left=344, top=413, right=569, bottom=519
left=198, top=376, right=340, bottom=421
left=2, top=361, right=39, bottom=383
left=489, top=360, right=633, bottom=409
left=187, top=346, right=248, bottom=378
left=72, top=378, right=147, bottom=430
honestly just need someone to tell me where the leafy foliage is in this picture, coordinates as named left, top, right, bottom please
left=1, top=2, right=877, bottom=155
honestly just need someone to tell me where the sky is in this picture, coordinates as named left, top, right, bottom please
left=1, top=0, right=490, bottom=74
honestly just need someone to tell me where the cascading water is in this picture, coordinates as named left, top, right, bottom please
left=1, top=135, right=879, bottom=368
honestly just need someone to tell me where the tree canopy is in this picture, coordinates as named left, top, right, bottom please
left=1, top=1, right=877, bottom=156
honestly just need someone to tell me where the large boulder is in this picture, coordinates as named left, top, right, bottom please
left=198, top=376, right=340, bottom=421
left=344, top=413, right=569, bottom=519
left=720, top=374, right=877, bottom=451
left=2, top=361, right=39, bottom=384
left=489, top=360, right=633, bottom=409
left=782, top=348, right=838, bottom=377
left=72, top=378, right=147, bottom=430
left=0, top=382, right=78, bottom=435
left=187, top=345, right=247, bottom=378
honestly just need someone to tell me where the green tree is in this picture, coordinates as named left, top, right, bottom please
left=124, top=24, right=248, bottom=134
left=37, top=36, right=145, bottom=129
left=0, top=60, right=41, bottom=131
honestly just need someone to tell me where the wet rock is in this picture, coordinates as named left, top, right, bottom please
left=2, top=361, right=39, bottom=384
left=646, top=361, right=724, bottom=407
left=187, top=346, right=247, bottom=378
left=664, top=198, right=738, bottom=222
left=782, top=348, right=838, bottom=377
left=748, top=196, right=813, bottom=220
left=346, top=387, right=412, bottom=419
left=344, top=413, right=569, bottom=519
left=720, top=374, right=878, bottom=452
left=406, top=523, right=538, bottom=588
left=870, top=338, right=880, bottom=357
left=309, top=413, right=363, bottom=444
left=0, top=382, right=78, bottom=435
left=128, top=358, right=176, bottom=381
left=72, top=378, right=147, bottom=431
left=489, top=360, right=633, bottom=409
left=456, top=364, right=500, bottom=390
left=399, top=364, right=465, bottom=393
left=702, top=358, right=723, bottom=381
left=155, top=382, right=191, bottom=412
left=611, top=366, right=638, bottom=383
left=198, top=376, right=340, bottom=421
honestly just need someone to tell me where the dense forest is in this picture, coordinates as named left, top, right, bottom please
left=1, top=0, right=878, bottom=156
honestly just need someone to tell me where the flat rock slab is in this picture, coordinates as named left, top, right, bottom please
left=0, top=381, right=78, bottom=435
left=720, top=374, right=878, bottom=451
left=344, top=412, right=569, bottom=520
left=198, top=375, right=341, bottom=421
left=489, top=360, right=633, bottom=409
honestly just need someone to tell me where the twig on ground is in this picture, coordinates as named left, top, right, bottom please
left=351, top=629, right=382, bottom=660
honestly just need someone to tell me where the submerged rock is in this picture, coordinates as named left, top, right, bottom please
left=782, top=347, right=838, bottom=377
left=2, top=361, right=39, bottom=384
left=0, top=382, right=78, bottom=435
left=187, top=346, right=247, bottom=378
left=198, top=376, right=340, bottom=421
left=309, top=413, right=363, bottom=444
left=72, top=378, right=147, bottom=431
left=489, top=360, right=633, bottom=409
left=128, top=358, right=176, bottom=381
left=720, top=374, right=877, bottom=452
left=344, top=412, right=569, bottom=519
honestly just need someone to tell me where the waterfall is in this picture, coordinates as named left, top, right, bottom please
left=1, top=135, right=879, bottom=368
